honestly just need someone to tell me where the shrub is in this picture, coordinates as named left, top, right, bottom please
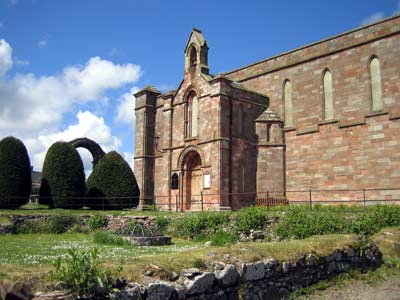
left=49, top=215, right=78, bottom=234
left=235, top=206, right=268, bottom=234
left=171, top=212, right=230, bottom=239
left=15, top=215, right=78, bottom=234
left=93, top=230, right=129, bottom=246
left=86, top=151, right=139, bottom=210
left=351, top=205, right=400, bottom=236
left=0, top=136, right=32, bottom=209
left=153, top=216, right=171, bottom=234
left=88, top=214, right=107, bottom=231
left=39, top=142, right=85, bottom=209
left=274, top=206, right=348, bottom=239
left=51, top=248, right=121, bottom=297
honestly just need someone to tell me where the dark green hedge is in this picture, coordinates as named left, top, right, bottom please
left=0, top=136, right=32, bottom=209
left=39, top=141, right=85, bottom=208
left=86, top=151, right=139, bottom=209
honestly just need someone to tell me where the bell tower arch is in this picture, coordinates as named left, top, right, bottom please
left=184, top=28, right=209, bottom=74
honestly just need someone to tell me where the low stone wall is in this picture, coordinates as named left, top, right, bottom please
left=31, top=244, right=382, bottom=300
left=3, top=214, right=155, bottom=233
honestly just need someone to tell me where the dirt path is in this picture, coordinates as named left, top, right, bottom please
left=294, top=275, right=400, bottom=300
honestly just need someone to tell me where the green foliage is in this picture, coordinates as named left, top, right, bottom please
left=193, top=258, right=206, bottom=269
left=274, top=205, right=400, bottom=240
left=51, top=248, right=121, bottom=296
left=15, top=215, right=78, bottom=234
left=126, top=220, right=156, bottom=236
left=88, top=214, right=107, bottom=231
left=93, top=230, right=129, bottom=246
left=86, top=151, right=139, bottom=210
left=0, top=136, right=32, bottom=209
left=235, top=206, right=268, bottom=234
left=274, top=206, right=348, bottom=239
left=171, top=212, right=230, bottom=239
left=49, top=215, right=78, bottom=234
left=39, top=142, right=85, bottom=209
left=351, top=205, right=400, bottom=236
left=153, top=216, right=171, bottom=234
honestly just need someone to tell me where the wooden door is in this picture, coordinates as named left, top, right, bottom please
left=191, top=168, right=202, bottom=204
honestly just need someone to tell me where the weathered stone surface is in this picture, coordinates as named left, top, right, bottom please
left=215, top=265, right=240, bottom=287
left=185, top=272, right=216, bottom=295
left=147, top=282, right=176, bottom=300
left=243, top=261, right=265, bottom=281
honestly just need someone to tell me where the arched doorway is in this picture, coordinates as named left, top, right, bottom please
left=182, top=150, right=203, bottom=210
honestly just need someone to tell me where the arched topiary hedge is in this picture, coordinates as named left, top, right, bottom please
left=0, top=136, right=32, bottom=209
left=39, top=141, right=86, bottom=209
left=86, top=151, right=139, bottom=210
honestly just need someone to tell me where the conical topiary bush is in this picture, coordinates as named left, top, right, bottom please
left=86, top=151, right=139, bottom=210
left=0, top=136, right=32, bottom=209
left=39, top=141, right=86, bottom=208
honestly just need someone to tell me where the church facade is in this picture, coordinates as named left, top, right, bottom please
left=134, top=15, right=400, bottom=211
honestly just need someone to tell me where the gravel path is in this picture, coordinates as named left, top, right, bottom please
left=295, top=276, right=400, bottom=300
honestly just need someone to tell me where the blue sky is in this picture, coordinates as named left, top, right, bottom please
left=0, top=0, right=399, bottom=174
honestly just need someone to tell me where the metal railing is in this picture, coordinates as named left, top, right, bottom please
left=1, top=187, right=399, bottom=211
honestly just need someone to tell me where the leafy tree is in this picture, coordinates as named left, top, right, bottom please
left=86, top=151, right=139, bottom=209
left=39, top=141, right=85, bottom=208
left=0, top=136, right=32, bottom=208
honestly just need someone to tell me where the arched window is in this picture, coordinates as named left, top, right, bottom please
left=184, top=92, right=198, bottom=138
left=171, top=173, right=179, bottom=190
left=190, top=46, right=197, bottom=67
left=284, top=80, right=293, bottom=127
left=323, top=69, right=334, bottom=120
left=370, top=57, right=383, bottom=112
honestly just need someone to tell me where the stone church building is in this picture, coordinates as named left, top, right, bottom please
left=134, top=15, right=400, bottom=211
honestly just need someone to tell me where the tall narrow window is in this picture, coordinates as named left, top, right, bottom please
left=370, top=57, right=383, bottom=112
left=184, top=92, right=198, bottom=138
left=284, top=80, right=293, bottom=127
left=323, top=70, right=334, bottom=120
left=192, top=96, right=198, bottom=136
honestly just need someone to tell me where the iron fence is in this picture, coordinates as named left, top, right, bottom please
left=1, top=187, right=399, bottom=211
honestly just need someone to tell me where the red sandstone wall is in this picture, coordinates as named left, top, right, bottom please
left=225, top=16, right=400, bottom=202
left=285, top=114, right=400, bottom=202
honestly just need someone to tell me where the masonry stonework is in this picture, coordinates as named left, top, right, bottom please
left=134, top=16, right=400, bottom=210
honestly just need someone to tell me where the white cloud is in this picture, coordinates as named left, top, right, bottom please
left=361, top=12, right=385, bottom=25
left=115, top=86, right=138, bottom=125
left=38, top=38, right=48, bottom=48
left=0, top=39, right=13, bottom=77
left=0, top=38, right=142, bottom=172
left=25, top=110, right=122, bottom=174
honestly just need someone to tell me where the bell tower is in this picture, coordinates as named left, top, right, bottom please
left=184, top=28, right=209, bottom=75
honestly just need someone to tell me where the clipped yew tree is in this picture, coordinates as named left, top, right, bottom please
left=0, top=136, right=32, bottom=209
left=39, top=141, right=85, bottom=209
left=86, top=151, right=139, bottom=210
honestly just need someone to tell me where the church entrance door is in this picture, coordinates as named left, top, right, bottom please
left=183, top=151, right=202, bottom=210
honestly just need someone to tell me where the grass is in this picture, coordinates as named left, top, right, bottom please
left=0, top=215, right=11, bottom=224
left=0, top=232, right=357, bottom=290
